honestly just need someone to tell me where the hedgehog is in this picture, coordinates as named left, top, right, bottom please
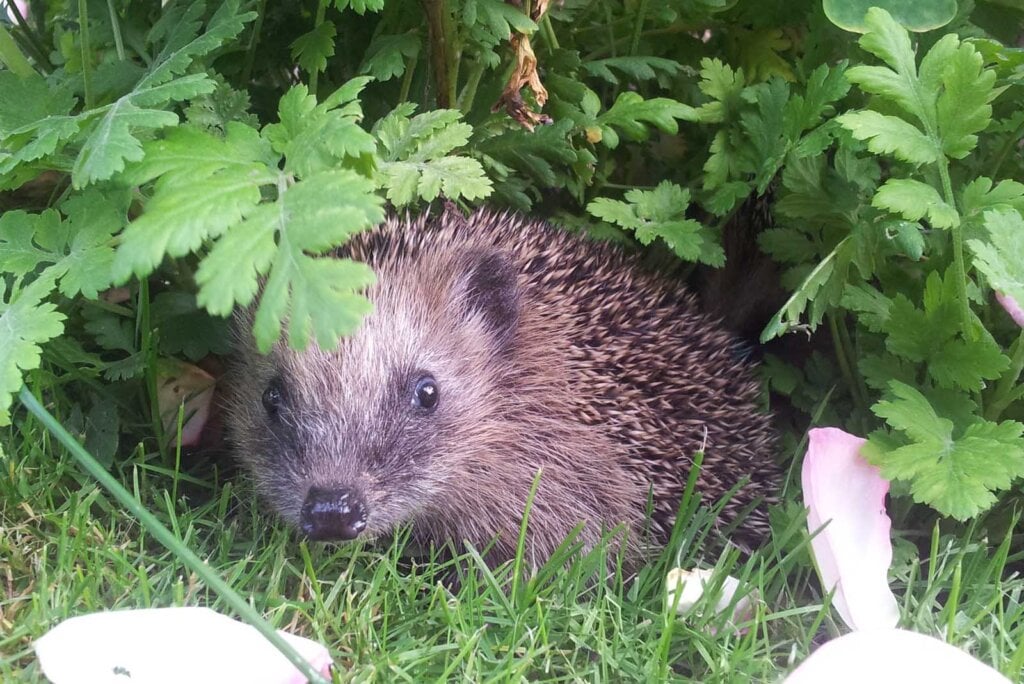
left=225, top=207, right=780, bottom=568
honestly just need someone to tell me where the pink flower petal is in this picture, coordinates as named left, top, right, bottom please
left=996, top=292, right=1024, bottom=328
left=784, top=628, right=1010, bottom=683
left=802, top=427, right=898, bottom=630
left=34, top=607, right=333, bottom=683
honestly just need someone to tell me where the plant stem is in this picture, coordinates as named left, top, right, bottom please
left=986, top=331, right=1024, bottom=421
left=629, top=0, right=648, bottom=56
left=6, top=0, right=49, bottom=70
left=541, top=15, right=560, bottom=51
left=106, top=0, right=126, bottom=61
left=241, top=0, right=268, bottom=86
left=137, top=278, right=166, bottom=461
left=421, top=0, right=456, bottom=107
left=828, top=312, right=868, bottom=416
left=398, top=51, right=417, bottom=103
left=309, top=0, right=328, bottom=95
left=457, top=58, right=485, bottom=115
left=18, top=387, right=331, bottom=684
left=936, top=157, right=975, bottom=340
left=78, top=0, right=94, bottom=109
left=0, top=22, right=35, bottom=77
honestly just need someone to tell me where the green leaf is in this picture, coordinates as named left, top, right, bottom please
left=871, top=380, right=1024, bottom=520
left=264, top=80, right=377, bottom=178
left=595, top=92, right=697, bottom=149
left=582, top=56, right=682, bottom=85
left=935, top=40, right=998, bottom=159
left=72, top=101, right=181, bottom=187
left=824, top=0, right=957, bottom=33
left=587, top=182, right=723, bottom=266
left=196, top=170, right=385, bottom=350
left=334, top=0, right=385, bottom=14
left=374, top=105, right=491, bottom=206
left=835, top=111, right=937, bottom=164
left=360, top=33, right=420, bottom=82
left=884, top=270, right=1008, bottom=390
left=873, top=178, right=959, bottom=228
left=291, top=21, right=337, bottom=75
left=113, top=125, right=276, bottom=281
left=0, top=276, right=66, bottom=426
left=968, top=208, right=1024, bottom=306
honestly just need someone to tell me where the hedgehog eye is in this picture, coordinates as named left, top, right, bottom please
left=262, top=380, right=285, bottom=417
left=412, top=375, right=440, bottom=411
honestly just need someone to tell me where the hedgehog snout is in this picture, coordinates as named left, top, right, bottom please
left=300, top=486, right=368, bottom=541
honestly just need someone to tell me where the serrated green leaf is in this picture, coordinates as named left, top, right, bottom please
left=291, top=21, right=337, bottom=75
left=582, top=56, right=682, bottom=85
left=871, top=380, right=1024, bottom=519
left=72, top=101, right=180, bottom=188
left=936, top=41, right=998, bottom=159
left=360, top=33, right=420, bottom=81
left=873, top=178, right=958, bottom=228
left=968, top=208, right=1024, bottom=306
left=596, top=92, right=697, bottom=149
left=836, top=111, right=937, bottom=164
left=0, top=276, right=66, bottom=426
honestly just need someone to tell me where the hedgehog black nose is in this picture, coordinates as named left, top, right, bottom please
left=300, top=487, right=367, bottom=541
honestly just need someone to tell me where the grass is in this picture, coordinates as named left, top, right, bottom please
left=2, top=389, right=1023, bottom=682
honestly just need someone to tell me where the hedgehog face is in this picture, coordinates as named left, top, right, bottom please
left=228, top=246, right=522, bottom=545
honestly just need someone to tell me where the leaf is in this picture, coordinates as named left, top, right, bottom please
left=824, top=0, right=957, bottom=33
left=871, top=381, right=1024, bottom=520
left=884, top=270, right=1008, bottom=390
left=334, top=0, right=385, bottom=14
left=70, top=0, right=254, bottom=187
left=935, top=40, right=998, bottom=159
left=582, top=56, right=682, bottom=85
left=114, top=124, right=276, bottom=281
left=359, top=33, right=420, bottom=81
left=595, top=92, right=697, bottom=149
left=872, top=178, right=958, bottom=228
left=587, top=182, right=723, bottom=266
left=835, top=111, right=937, bottom=165
left=0, top=276, right=66, bottom=426
left=373, top=105, right=491, bottom=206
left=196, top=170, right=385, bottom=351
left=291, top=21, right=337, bottom=75
left=968, top=208, right=1024, bottom=306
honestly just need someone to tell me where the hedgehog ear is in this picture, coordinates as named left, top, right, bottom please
left=456, top=249, right=520, bottom=349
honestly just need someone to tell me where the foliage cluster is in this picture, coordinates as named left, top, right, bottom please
left=1, top=0, right=1024, bottom=545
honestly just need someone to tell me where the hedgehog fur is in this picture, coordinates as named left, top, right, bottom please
left=225, top=207, right=780, bottom=568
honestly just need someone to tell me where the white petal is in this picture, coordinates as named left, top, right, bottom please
left=666, top=567, right=755, bottom=625
left=35, top=607, right=332, bottom=684
left=802, top=427, right=898, bottom=630
left=784, top=628, right=1010, bottom=683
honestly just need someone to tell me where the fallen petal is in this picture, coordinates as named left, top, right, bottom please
left=802, top=427, right=898, bottom=630
left=996, top=292, right=1024, bottom=328
left=157, top=361, right=217, bottom=447
left=666, top=567, right=756, bottom=626
left=35, top=607, right=333, bottom=684
left=784, top=628, right=1010, bottom=683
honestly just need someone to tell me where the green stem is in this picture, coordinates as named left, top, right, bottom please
left=398, top=51, right=418, bottom=104
left=309, top=0, right=328, bottom=95
left=18, top=388, right=330, bottom=684
left=990, top=116, right=1024, bottom=180
left=936, top=155, right=974, bottom=340
left=0, top=22, right=35, bottom=77
left=137, top=278, right=166, bottom=461
left=986, top=331, right=1024, bottom=421
left=241, top=0, right=268, bottom=85
left=629, top=0, right=649, bottom=56
left=828, top=312, right=869, bottom=416
left=78, top=0, right=94, bottom=109
left=6, top=0, right=49, bottom=69
left=106, top=0, right=126, bottom=61
left=541, top=15, right=560, bottom=51
left=457, top=58, right=485, bottom=114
